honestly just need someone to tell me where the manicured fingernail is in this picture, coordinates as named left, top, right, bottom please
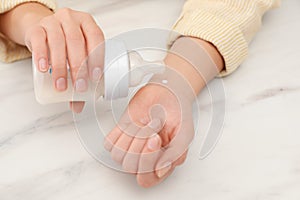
left=148, top=118, right=161, bottom=131
left=92, top=67, right=102, bottom=81
left=70, top=102, right=84, bottom=113
left=147, top=135, right=160, bottom=151
left=56, top=77, right=67, bottom=91
left=39, top=58, right=47, bottom=72
left=157, top=162, right=172, bottom=178
left=75, top=79, right=87, bottom=92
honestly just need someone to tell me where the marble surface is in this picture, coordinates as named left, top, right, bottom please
left=1, top=0, right=300, bottom=199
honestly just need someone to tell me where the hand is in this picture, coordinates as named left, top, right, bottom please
left=103, top=37, right=224, bottom=187
left=104, top=73, right=195, bottom=187
left=25, top=8, right=104, bottom=112
left=0, top=3, right=104, bottom=113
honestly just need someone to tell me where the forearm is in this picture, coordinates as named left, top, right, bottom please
left=172, top=0, right=280, bottom=76
left=164, top=37, right=224, bottom=96
left=0, top=2, right=53, bottom=45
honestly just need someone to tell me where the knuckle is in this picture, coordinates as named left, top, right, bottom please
left=70, top=64, right=87, bottom=76
left=82, top=13, right=94, bottom=21
left=52, top=62, right=66, bottom=71
left=51, top=68, right=67, bottom=77
left=30, top=26, right=45, bottom=37
left=57, top=7, right=73, bottom=17
left=39, top=15, right=56, bottom=26
left=82, top=19, right=103, bottom=37
left=34, top=50, right=47, bottom=59
left=70, top=68, right=80, bottom=78
left=25, top=26, right=46, bottom=48
left=87, top=26, right=104, bottom=37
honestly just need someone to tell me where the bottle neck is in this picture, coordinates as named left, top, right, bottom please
left=128, top=50, right=165, bottom=87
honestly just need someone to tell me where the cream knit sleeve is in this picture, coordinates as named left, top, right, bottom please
left=171, top=0, right=281, bottom=76
left=0, top=0, right=56, bottom=63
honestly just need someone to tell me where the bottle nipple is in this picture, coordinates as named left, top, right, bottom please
left=128, top=51, right=165, bottom=87
left=104, top=40, right=165, bottom=100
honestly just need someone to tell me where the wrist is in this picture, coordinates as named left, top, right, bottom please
left=21, top=3, right=53, bottom=45
left=164, top=37, right=224, bottom=95
left=0, top=2, right=53, bottom=45
left=149, top=64, right=197, bottom=104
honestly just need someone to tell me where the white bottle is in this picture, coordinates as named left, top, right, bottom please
left=32, top=39, right=164, bottom=104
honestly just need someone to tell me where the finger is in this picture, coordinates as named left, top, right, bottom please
left=110, top=123, right=140, bottom=164
left=151, top=151, right=188, bottom=180
left=136, top=134, right=172, bottom=188
left=103, top=113, right=133, bottom=152
left=25, top=26, right=49, bottom=72
left=88, top=43, right=104, bottom=82
left=138, top=134, right=162, bottom=174
left=137, top=166, right=175, bottom=188
left=41, top=16, right=67, bottom=92
left=59, top=14, right=88, bottom=93
left=104, top=106, right=146, bottom=152
left=122, top=137, right=146, bottom=174
left=122, top=119, right=163, bottom=173
left=174, top=150, right=188, bottom=166
left=104, top=125, right=125, bottom=152
left=78, top=13, right=104, bottom=82
left=155, top=120, right=194, bottom=178
left=69, top=101, right=85, bottom=113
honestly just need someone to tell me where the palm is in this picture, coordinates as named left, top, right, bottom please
left=126, top=84, right=182, bottom=146
left=105, top=84, right=194, bottom=187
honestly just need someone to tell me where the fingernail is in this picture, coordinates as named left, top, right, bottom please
left=92, top=67, right=102, bottom=81
left=147, top=135, right=160, bottom=151
left=39, top=58, right=47, bottom=72
left=75, top=79, right=87, bottom=92
left=56, top=77, right=67, bottom=91
left=148, top=118, right=161, bottom=130
left=157, top=162, right=172, bottom=178
left=70, top=102, right=84, bottom=113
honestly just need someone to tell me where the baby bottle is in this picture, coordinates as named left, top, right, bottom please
left=32, top=39, right=165, bottom=104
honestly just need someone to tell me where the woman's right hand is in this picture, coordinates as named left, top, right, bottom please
left=24, top=6, right=104, bottom=112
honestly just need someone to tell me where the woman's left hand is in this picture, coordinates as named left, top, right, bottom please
left=104, top=80, right=195, bottom=187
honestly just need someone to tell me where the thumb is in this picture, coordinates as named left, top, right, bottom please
left=155, top=121, right=194, bottom=178
left=138, top=134, right=162, bottom=174
left=136, top=134, right=163, bottom=187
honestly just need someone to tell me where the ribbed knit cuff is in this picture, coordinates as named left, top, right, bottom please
left=0, top=0, right=56, bottom=13
left=0, top=0, right=57, bottom=63
left=0, top=33, right=31, bottom=63
left=170, top=9, right=249, bottom=77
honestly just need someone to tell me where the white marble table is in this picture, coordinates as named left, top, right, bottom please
left=1, top=0, right=300, bottom=199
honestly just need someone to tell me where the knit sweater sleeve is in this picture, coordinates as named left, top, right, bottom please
left=170, top=0, right=281, bottom=76
left=0, top=0, right=56, bottom=63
